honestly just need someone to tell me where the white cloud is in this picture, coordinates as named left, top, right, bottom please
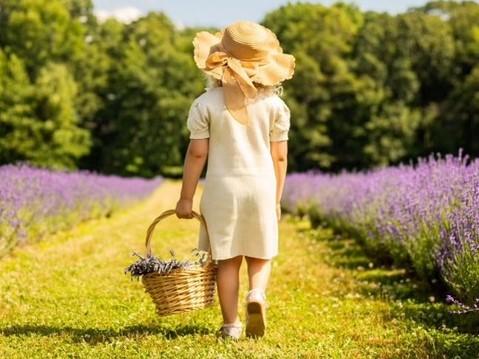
left=95, top=6, right=143, bottom=23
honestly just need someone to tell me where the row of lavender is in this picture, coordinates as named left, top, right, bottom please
left=283, top=153, right=479, bottom=306
left=0, top=164, right=162, bottom=256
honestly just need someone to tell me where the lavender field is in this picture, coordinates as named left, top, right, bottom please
left=283, top=153, right=479, bottom=310
left=1, top=173, right=478, bottom=357
left=0, top=164, right=162, bottom=256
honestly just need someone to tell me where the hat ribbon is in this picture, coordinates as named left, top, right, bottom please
left=204, top=51, right=264, bottom=124
left=204, top=51, right=259, bottom=99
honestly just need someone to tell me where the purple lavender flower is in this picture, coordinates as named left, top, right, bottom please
left=0, top=164, right=162, bottom=255
left=284, top=152, right=479, bottom=306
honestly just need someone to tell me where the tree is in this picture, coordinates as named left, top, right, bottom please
left=1, top=0, right=86, bottom=78
left=1, top=0, right=479, bottom=174
left=31, top=63, right=91, bottom=168
left=263, top=2, right=365, bottom=171
left=0, top=55, right=90, bottom=168
left=0, top=51, right=36, bottom=164
left=434, top=65, right=479, bottom=155
left=83, top=13, right=205, bottom=177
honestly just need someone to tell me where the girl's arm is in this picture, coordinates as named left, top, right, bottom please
left=270, top=140, right=288, bottom=220
left=176, top=139, right=209, bottom=218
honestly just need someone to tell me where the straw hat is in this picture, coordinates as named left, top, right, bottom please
left=192, top=20, right=296, bottom=125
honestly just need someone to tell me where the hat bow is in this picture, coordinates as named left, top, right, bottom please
left=204, top=50, right=263, bottom=125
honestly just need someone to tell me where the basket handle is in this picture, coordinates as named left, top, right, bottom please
left=144, top=209, right=211, bottom=258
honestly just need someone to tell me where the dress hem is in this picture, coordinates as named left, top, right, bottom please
left=211, top=252, right=279, bottom=261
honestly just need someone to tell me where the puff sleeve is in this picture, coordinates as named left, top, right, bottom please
left=187, top=99, right=210, bottom=139
left=270, top=98, right=291, bottom=142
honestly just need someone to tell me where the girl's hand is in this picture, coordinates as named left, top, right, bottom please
left=276, top=203, right=281, bottom=221
left=175, top=198, right=194, bottom=219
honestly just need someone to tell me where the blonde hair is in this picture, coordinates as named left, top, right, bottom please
left=204, top=74, right=284, bottom=98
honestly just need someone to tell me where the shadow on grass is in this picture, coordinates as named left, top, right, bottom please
left=307, top=222, right=479, bottom=357
left=0, top=323, right=213, bottom=344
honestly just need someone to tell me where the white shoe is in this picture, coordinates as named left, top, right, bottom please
left=218, top=322, right=243, bottom=340
left=245, top=288, right=267, bottom=338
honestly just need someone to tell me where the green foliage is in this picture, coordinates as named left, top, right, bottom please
left=1, top=0, right=479, bottom=175
left=0, top=51, right=35, bottom=163
left=81, top=13, right=204, bottom=176
left=264, top=2, right=467, bottom=171
left=32, top=63, right=91, bottom=168
left=1, top=0, right=86, bottom=77
left=0, top=53, right=90, bottom=168
left=263, top=2, right=365, bottom=171
left=434, top=64, right=479, bottom=156
left=443, top=242, right=479, bottom=305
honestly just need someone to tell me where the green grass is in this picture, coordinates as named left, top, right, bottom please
left=0, top=180, right=478, bottom=358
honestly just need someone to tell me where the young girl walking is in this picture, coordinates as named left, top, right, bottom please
left=175, top=20, right=295, bottom=340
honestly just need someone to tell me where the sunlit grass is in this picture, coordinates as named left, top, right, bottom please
left=0, top=180, right=478, bottom=358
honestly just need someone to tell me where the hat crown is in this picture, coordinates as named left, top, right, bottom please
left=221, top=21, right=280, bottom=61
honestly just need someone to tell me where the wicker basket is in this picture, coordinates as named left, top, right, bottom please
left=141, top=209, right=217, bottom=316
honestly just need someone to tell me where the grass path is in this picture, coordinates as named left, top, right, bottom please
left=1, top=180, right=478, bottom=358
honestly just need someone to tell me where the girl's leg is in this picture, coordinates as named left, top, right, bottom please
left=245, top=256, right=272, bottom=291
left=216, top=255, right=243, bottom=324
left=244, top=256, right=271, bottom=337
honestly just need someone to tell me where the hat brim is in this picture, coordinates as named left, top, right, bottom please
left=250, top=51, right=296, bottom=86
left=192, top=30, right=295, bottom=86
left=193, top=31, right=224, bottom=79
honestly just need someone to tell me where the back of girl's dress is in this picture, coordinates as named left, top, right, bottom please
left=186, top=86, right=291, bottom=261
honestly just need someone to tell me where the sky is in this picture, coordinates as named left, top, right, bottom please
left=93, top=0, right=431, bottom=28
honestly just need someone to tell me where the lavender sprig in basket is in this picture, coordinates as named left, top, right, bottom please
left=124, top=209, right=217, bottom=316
left=125, top=249, right=209, bottom=278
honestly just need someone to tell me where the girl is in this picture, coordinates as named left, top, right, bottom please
left=175, top=20, right=295, bottom=340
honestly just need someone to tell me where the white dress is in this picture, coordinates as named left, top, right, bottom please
left=186, top=86, right=291, bottom=260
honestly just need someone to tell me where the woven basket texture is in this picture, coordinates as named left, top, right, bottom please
left=141, top=209, right=217, bottom=316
